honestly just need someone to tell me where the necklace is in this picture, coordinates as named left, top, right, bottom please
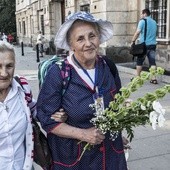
left=0, top=87, right=11, bottom=102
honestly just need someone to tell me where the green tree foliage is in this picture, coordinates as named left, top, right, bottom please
left=0, top=0, right=16, bottom=36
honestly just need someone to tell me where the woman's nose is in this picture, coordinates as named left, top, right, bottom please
left=0, top=68, right=8, bottom=77
left=85, top=38, right=92, bottom=46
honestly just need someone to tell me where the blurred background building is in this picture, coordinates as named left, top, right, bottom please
left=15, top=0, right=170, bottom=71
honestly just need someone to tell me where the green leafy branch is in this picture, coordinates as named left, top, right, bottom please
left=79, top=67, right=170, bottom=160
left=95, top=67, right=170, bottom=141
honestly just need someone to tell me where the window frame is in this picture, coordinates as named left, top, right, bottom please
left=145, top=0, right=170, bottom=43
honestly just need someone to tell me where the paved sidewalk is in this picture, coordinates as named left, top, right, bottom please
left=14, top=46, right=170, bottom=170
left=117, top=71, right=170, bottom=170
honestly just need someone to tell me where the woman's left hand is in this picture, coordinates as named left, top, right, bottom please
left=51, top=108, right=68, bottom=122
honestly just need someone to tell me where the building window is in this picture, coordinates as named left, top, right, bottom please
left=146, top=0, right=167, bottom=39
left=41, top=15, right=44, bottom=35
left=80, top=4, right=90, bottom=12
left=19, top=21, right=21, bottom=33
left=31, top=17, right=34, bottom=34
left=22, top=20, right=26, bottom=35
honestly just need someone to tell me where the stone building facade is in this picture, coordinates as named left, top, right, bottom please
left=15, top=0, right=64, bottom=47
left=16, top=0, right=170, bottom=70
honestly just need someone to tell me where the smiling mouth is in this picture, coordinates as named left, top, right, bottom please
left=0, top=78, right=8, bottom=81
left=85, top=48, right=95, bottom=52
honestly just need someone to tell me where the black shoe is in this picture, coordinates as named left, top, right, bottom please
left=150, top=79, right=158, bottom=84
left=130, top=77, right=134, bottom=81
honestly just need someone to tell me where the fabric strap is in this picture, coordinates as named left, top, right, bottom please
left=143, top=19, right=147, bottom=42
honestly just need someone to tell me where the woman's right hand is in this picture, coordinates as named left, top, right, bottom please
left=51, top=108, right=68, bottom=122
left=81, top=127, right=105, bottom=145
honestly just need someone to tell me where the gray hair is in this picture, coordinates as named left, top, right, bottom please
left=0, top=41, right=15, bottom=57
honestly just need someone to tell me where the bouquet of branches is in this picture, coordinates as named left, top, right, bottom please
left=80, top=67, right=170, bottom=160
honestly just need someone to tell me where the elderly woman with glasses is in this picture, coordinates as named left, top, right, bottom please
left=37, top=11, right=128, bottom=170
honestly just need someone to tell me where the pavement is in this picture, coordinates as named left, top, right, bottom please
left=14, top=46, right=170, bottom=170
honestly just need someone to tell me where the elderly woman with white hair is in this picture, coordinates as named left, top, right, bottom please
left=37, top=11, right=128, bottom=170
left=0, top=41, right=67, bottom=170
left=0, top=41, right=36, bottom=169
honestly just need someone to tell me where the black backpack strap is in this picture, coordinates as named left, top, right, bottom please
left=102, top=56, right=117, bottom=78
left=102, top=56, right=122, bottom=91
left=143, top=18, right=147, bottom=41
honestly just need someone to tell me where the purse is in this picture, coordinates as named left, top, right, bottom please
left=130, top=42, right=146, bottom=57
left=14, top=76, right=52, bottom=169
left=33, top=119, right=52, bottom=169
left=130, top=19, right=147, bottom=57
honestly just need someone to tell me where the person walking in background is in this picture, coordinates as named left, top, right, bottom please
left=37, top=11, right=128, bottom=170
left=36, top=31, right=44, bottom=57
left=2, top=33, right=7, bottom=42
left=7, top=33, right=14, bottom=44
left=131, top=8, right=158, bottom=84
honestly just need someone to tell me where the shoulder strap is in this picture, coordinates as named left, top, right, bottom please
left=57, top=56, right=120, bottom=95
left=102, top=56, right=117, bottom=78
left=14, top=76, right=23, bottom=88
left=143, top=19, right=147, bottom=41
left=102, top=56, right=122, bottom=91
left=14, top=76, right=36, bottom=116
left=58, top=59, right=71, bottom=95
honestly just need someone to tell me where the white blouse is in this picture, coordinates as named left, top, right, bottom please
left=67, top=55, right=95, bottom=89
left=0, top=79, right=33, bottom=170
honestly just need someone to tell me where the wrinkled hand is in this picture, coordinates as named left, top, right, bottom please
left=122, top=136, right=131, bottom=149
left=51, top=108, right=68, bottom=122
left=82, top=127, right=105, bottom=145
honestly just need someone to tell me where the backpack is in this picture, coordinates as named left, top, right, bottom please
left=38, top=55, right=121, bottom=93
left=38, top=55, right=63, bottom=88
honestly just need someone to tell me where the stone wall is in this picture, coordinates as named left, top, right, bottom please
left=156, top=45, right=170, bottom=71
left=106, top=45, right=170, bottom=72
left=106, top=46, right=133, bottom=63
